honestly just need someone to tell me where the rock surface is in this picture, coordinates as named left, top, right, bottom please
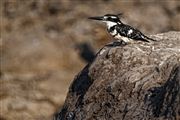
left=55, top=31, right=180, bottom=120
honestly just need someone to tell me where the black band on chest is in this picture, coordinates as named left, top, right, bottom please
left=108, top=25, right=116, bottom=32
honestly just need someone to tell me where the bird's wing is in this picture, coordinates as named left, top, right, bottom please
left=116, top=24, right=149, bottom=42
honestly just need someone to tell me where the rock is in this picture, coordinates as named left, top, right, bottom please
left=54, top=31, right=180, bottom=120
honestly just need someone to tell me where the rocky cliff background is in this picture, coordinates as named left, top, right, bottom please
left=1, top=0, right=180, bottom=120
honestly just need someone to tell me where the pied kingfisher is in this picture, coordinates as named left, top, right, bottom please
left=89, top=14, right=156, bottom=43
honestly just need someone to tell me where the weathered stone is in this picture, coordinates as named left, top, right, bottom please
left=55, top=32, right=180, bottom=120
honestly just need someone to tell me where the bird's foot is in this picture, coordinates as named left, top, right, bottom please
left=105, top=40, right=127, bottom=47
left=118, top=40, right=128, bottom=46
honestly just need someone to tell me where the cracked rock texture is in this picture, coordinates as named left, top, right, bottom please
left=55, top=31, right=180, bottom=120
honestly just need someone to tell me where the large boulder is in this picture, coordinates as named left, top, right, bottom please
left=55, top=31, right=180, bottom=120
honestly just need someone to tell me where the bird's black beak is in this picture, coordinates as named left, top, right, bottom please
left=88, top=16, right=104, bottom=21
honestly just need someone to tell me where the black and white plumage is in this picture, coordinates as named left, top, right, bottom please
left=89, top=14, right=156, bottom=43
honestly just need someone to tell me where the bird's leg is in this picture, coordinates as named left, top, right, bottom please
left=107, top=40, right=128, bottom=47
left=117, top=39, right=128, bottom=46
left=112, top=41, right=122, bottom=47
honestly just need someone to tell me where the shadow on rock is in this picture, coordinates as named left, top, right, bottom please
left=145, top=66, right=180, bottom=119
left=54, top=64, right=93, bottom=120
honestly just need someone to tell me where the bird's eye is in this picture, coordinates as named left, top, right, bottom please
left=104, top=16, right=108, bottom=19
left=107, top=17, right=111, bottom=20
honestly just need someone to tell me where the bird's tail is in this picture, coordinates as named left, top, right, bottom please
left=144, top=35, right=156, bottom=41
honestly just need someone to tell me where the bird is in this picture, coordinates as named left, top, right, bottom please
left=88, top=13, right=156, bottom=43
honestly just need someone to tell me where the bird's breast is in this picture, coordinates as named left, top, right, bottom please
left=114, top=34, right=132, bottom=43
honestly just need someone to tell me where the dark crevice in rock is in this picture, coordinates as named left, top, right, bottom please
left=70, top=64, right=92, bottom=95
left=145, top=66, right=180, bottom=119
left=70, top=64, right=94, bottom=119
left=122, top=104, right=128, bottom=120
left=56, top=62, right=95, bottom=120
left=54, top=106, right=68, bottom=120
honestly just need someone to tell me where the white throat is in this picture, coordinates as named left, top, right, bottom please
left=105, top=21, right=117, bottom=29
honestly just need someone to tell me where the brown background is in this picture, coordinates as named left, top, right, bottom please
left=1, top=0, right=180, bottom=120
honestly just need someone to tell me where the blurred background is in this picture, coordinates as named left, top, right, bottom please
left=0, top=0, right=180, bottom=120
